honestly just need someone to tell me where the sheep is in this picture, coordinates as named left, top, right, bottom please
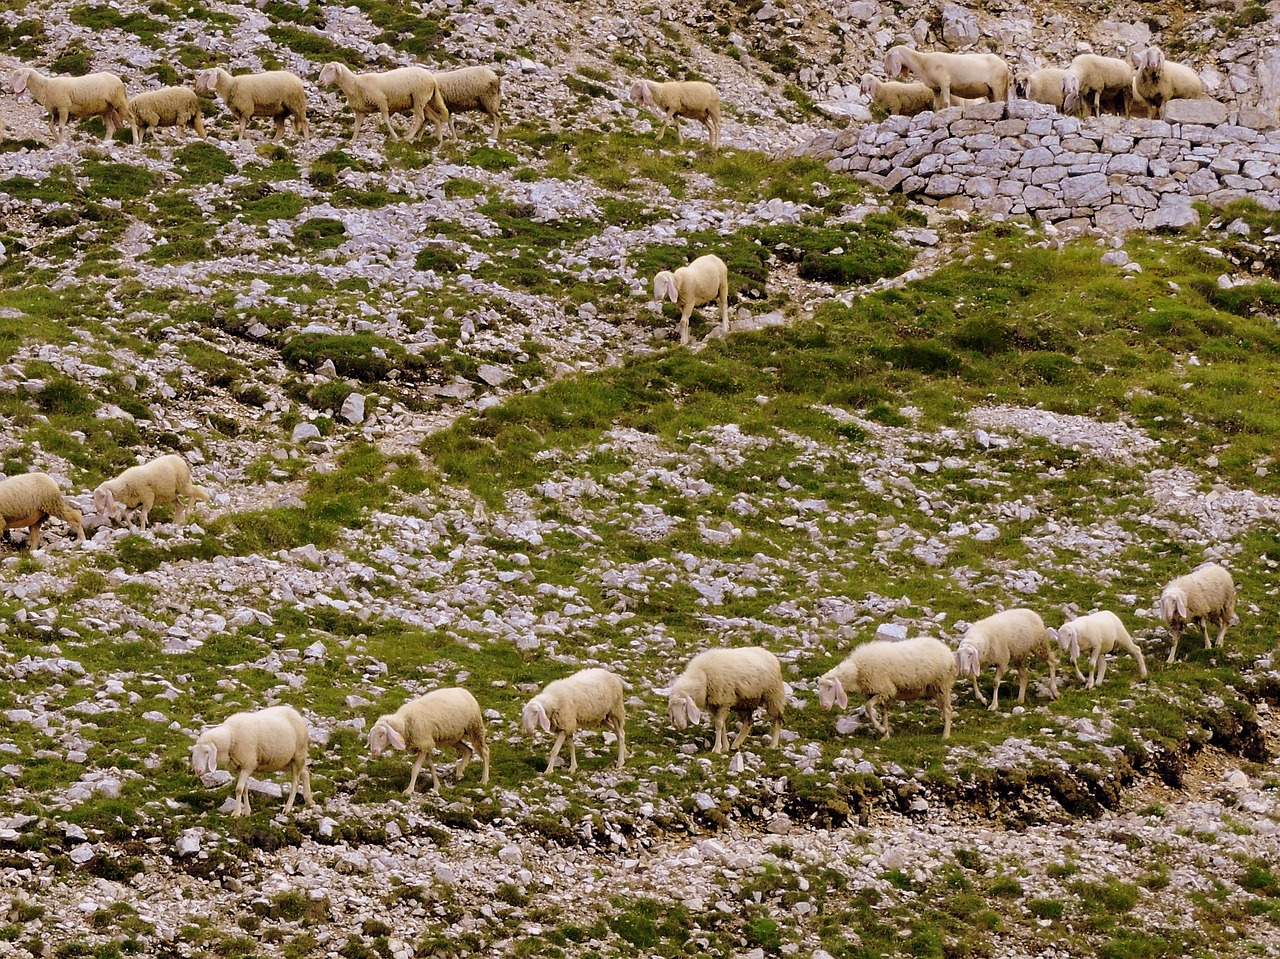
left=521, top=668, right=626, bottom=774
left=433, top=66, right=502, bottom=141
left=368, top=687, right=489, bottom=794
left=883, top=46, right=1011, bottom=110
left=955, top=608, right=1059, bottom=711
left=629, top=79, right=721, bottom=150
left=0, top=473, right=85, bottom=549
left=1160, top=563, right=1236, bottom=664
left=93, top=453, right=210, bottom=531
left=859, top=74, right=937, bottom=117
left=1061, top=54, right=1133, bottom=117
left=195, top=68, right=309, bottom=143
left=190, top=705, right=312, bottom=817
left=318, top=62, right=449, bottom=145
left=1132, top=48, right=1204, bottom=119
left=817, top=636, right=956, bottom=739
left=653, top=253, right=729, bottom=346
left=10, top=68, right=129, bottom=144
left=1055, top=610, right=1148, bottom=689
left=1014, top=68, right=1067, bottom=109
left=668, top=647, right=785, bottom=754
left=127, top=86, right=205, bottom=145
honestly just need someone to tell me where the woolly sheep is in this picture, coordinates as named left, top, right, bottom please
left=93, top=453, right=210, bottom=531
left=318, top=62, right=449, bottom=145
left=1055, top=610, right=1148, bottom=689
left=860, top=74, right=937, bottom=117
left=127, top=87, right=205, bottom=145
left=368, top=687, right=489, bottom=794
left=1014, top=68, right=1066, bottom=109
left=1160, top=563, right=1236, bottom=664
left=433, top=66, right=502, bottom=141
left=195, top=67, right=309, bottom=143
left=0, top=473, right=85, bottom=549
left=884, top=46, right=1011, bottom=110
left=668, top=647, right=785, bottom=754
left=629, top=79, right=721, bottom=150
left=817, top=636, right=956, bottom=739
left=521, top=667, right=626, bottom=774
left=191, top=705, right=312, bottom=817
left=1133, top=48, right=1204, bottom=119
left=1061, top=54, right=1133, bottom=117
left=11, top=68, right=129, bottom=144
left=653, top=253, right=729, bottom=346
left=955, top=608, right=1059, bottom=711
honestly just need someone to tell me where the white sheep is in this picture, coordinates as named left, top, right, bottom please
left=368, top=687, right=489, bottom=794
left=318, top=62, right=449, bottom=145
left=653, top=253, right=729, bottom=346
left=955, top=608, right=1059, bottom=711
left=859, top=74, right=937, bottom=117
left=1015, top=68, right=1067, bottom=109
left=629, top=79, right=721, bottom=150
left=668, top=647, right=785, bottom=754
left=11, top=68, right=129, bottom=144
left=883, top=46, right=1011, bottom=110
left=195, top=67, right=309, bottom=143
left=1061, top=54, right=1133, bottom=117
left=0, top=473, right=85, bottom=549
left=1055, top=610, right=1148, bottom=689
left=93, top=453, right=210, bottom=531
left=521, top=667, right=626, bottom=774
left=191, top=705, right=312, bottom=817
left=433, top=66, right=502, bottom=141
left=1160, top=563, right=1236, bottom=664
left=817, top=636, right=956, bottom=739
left=1132, top=48, right=1204, bottom=119
left=127, top=87, right=205, bottom=145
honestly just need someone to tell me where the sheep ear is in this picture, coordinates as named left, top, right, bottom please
left=685, top=696, right=701, bottom=724
left=833, top=679, right=848, bottom=710
left=1069, top=633, right=1080, bottom=662
left=667, top=279, right=679, bottom=303
left=538, top=706, right=551, bottom=734
left=1174, top=594, right=1188, bottom=618
left=386, top=724, right=406, bottom=750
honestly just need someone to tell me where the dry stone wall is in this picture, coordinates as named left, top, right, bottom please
left=804, top=99, right=1280, bottom=233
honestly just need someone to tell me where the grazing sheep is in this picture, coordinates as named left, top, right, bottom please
left=11, top=68, right=129, bottom=144
left=433, top=66, right=502, bottom=140
left=1160, top=563, right=1236, bottom=664
left=668, top=647, right=785, bottom=754
left=884, top=46, right=1011, bottom=110
left=1061, top=54, right=1133, bottom=117
left=195, top=67, right=309, bottom=143
left=818, top=636, right=956, bottom=739
left=955, top=608, right=1059, bottom=711
left=368, top=687, right=489, bottom=794
left=318, top=62, right=449, bottom=145
left=521, top=668, right=626, bottom=774
left=1133, top=48, right=1204, bottom=119
left=0, top=473, right=85, bottom=549
left=629, top=79, right=721, bottom=149
left=653, top=253, right=730, bottom=346
left=1015, top=68, right=1067, bottom=109
left=93, top=453, right=210, bottom=531
left=1055, top=610, right=1148, bottom=689
left=127, top=87, right=205, bottom=144
left=191, top=705, right=312, bottom=817
left=860, top=74, right=937, bottom=117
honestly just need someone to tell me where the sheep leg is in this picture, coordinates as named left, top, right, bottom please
left=1166, top=625, right=1181, bottom=664
left=427, top=753, right=442, bottom=792
left=567, top=736, right=578, bottom=774
left=711, top=706, right=730, bottom=753
left=612, top=717, right=627, bottom=768
left=28, top=517, right=44, bottom=550
left=1015, top=664, right=1030, bottom=704
left=718, top=283, right=729, bottom=337
left=934, top=82, right=950, bottom=112
left=939, top=690, right=952, bottom=739
left=404, top=110, right=425, bottom=142
left=544, top=730, right=567, bottom=773
left=679, top=304, right=694, bottom=346
left=234, top=768, right=252, bottom=816
left=300, top=765, right=313, bottom=806
left=380, top=108, right=399, bottom=142
left=728, top=710, right=753, bottom=750
left=865, top=696, right=889, bottom=739
left=477, top=738, right=490, bottom=784
left=1045, top=656, right=1058, bottom=699
left=1202, top=618, right=1214, bottom=650
left=988, top=666, right=1005, bottom=712
left=1070, top=655, right=1087, bottom=684
left=272, top=117, right=287, bottom=143
left=1214, top=617, right=1229, bottom=649
left=1092, top=651, right=1108, bottom=688
left=351, top=111, right=364, bottom=144
left=194, top=113, right=206, bottom=139
left=57, top=108, right=70, bottom=145
left=768, top=715, right=781, bottom=749
left=237, top=114, right=250, bottom=143
left=405, top=750, right=426, bottom=795
left=283, top=764, right=300, bottom=814
left=969, top=674, right=989, bottom=707
left=453, top=741, right=472, bottom=781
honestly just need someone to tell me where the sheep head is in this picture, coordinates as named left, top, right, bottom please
left=859, top=74, right=878, bottom=97
left=1160, top=588, right=1187, bottom=624
left=884, top=48, right=907, bottom=79
left=521, top=699, right=550, bottom=735
left=318, top=63, right=340, bottom=87
left=955, top=643, right=981, bottom=678
left=11, top=70, right=30, bottom=96
left=653, top=270, right=679, bottom=304
left=817, top=675, right=848, bottom=711
left=190, top=742, right=219, bottom=776
left=368, top=718, right=405, bottom=756
left=628, top=80, right=654, bottom=106
left=668, top=693, right=700, bottom=729
left=1061, top=74, right=1082, bottom=114
left=1057, top=624, right=1080, bottom=661
left=93, top=485, right=117, bottom=519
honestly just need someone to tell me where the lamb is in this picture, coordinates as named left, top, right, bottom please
left=10, top=68, right=129, bottom=144
left=93, top=453, right=210, bottom=531
left=668, top=647, right=785, bottom=754
left=629, top=79, right=721, bottom=150
left=190, top=705, right=312, bottom=817
left=195, top=68, right=309, bottom=143
left=368, top=687, right=489, bottom=794
left=1014, top=68, right=1067, bottom=109
left=1132, top=48, right=1204, bottom=119
left=817, top=636, right=956, bottom=739
left=127, top=86, right=205, bottom=145
left=1160, top=563, right=1236, bottom=664
left=0, top=473, right=85, bottom=549
left=318, top=62, right=449, bottom=145
left=433, top=66, right=502, bottom=141
left=653, top=253, right=730, bottom=346
left=1061, top=54, right=1133, bottom=117
left=954, top=608, right=1059, bottom=711
left=860, top=74, right=937, bottom=117
left=883, top=46, right=1011, bottom=110
left=521, top=668, right=626, bottom=774
left=1055, top=610, right=1148, bottom=689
